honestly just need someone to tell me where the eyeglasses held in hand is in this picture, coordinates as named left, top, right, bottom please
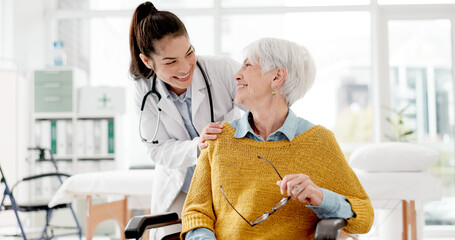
left=220, top=156, right=291, bottom=227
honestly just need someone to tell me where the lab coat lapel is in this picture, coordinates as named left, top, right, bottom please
left=155, top=79, right=186, bottom=131
left=192, top=66, right=211, bottom=132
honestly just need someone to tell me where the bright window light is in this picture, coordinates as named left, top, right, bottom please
left=221, top=0, right=370, bottom=7
left=58, top=0, right=214, bottom=10
left=222, top=12, right=372, bottom=143
left=379, top=0, right=455, bottom=4
left=388, top=19, right=455, bottom=226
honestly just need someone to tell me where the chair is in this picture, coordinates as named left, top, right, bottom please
left=0, top=147, right=82, bottom=240
left=124, top=212, right=347, bottom=240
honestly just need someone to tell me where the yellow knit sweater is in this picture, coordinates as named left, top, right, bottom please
left=181, top=123, right=373, bottom=239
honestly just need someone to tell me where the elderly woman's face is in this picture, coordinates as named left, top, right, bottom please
left=234, top=59, right=275, bottom=108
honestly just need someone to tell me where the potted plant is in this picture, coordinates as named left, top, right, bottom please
left=384, top=104, right=414, bottom=142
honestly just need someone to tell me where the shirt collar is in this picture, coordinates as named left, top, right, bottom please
left=233, top=112, right=253, bottom=139
left=234, top=109, right=300, bottom=141
left=163, top=83, right=192, bottom=103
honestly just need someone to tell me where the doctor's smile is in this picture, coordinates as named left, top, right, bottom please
left=174, top=72, right=191, bottom=81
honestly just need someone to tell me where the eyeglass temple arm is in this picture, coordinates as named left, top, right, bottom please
left=257, top=156, right=283, bottom=180
left=220, top=185, right=254, bottom=227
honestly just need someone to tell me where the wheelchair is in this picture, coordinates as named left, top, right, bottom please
left=124, top=212, right=347, bottom=240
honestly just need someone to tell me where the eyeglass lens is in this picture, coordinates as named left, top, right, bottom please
left=273, top=197, right=289, bottom=210
left=253, top=213, right=269, bottom=225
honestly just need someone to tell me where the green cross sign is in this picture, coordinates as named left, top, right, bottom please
left=99, top=94, right=111, bottom=108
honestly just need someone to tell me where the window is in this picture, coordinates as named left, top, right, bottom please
left=221, top=12, right=372, bottom=142
left=59, top=19, right=91, bottom=75
left=379, top=0, right=455, bottom=4
left=58, top=0, right=214, bottom=10
left=221, top=0, right=370, bottom=7
left=388, top=19, right=455, bottom=226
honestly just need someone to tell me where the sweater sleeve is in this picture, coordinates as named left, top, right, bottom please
left=319, top=129, right=374, bottom=234
left=181, top=144, right=217, bottom=238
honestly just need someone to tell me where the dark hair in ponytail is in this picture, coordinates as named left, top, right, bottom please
left=129, top=1, right=188, bottom=80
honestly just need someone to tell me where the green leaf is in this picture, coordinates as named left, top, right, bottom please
left=403, top=131, right=414, bottom=136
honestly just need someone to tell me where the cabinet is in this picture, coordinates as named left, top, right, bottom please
left=34, top=70, right=73, bottom=112
left=30, top=68, right=125, bottom=238
left=31, top=68, right=123, bottom=183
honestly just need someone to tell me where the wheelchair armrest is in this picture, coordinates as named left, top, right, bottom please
left=124, top=214, right=345, bottom=240
left=124, top=212, right=181, bottom=239
left=314, top=219, right=347, bottom=240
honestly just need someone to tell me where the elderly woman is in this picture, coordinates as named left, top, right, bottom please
left=181, top=38, right=374, bottom=239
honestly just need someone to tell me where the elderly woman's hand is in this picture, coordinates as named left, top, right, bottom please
left=198, top=122, right=224, bottom=151
left=276, top=174, right=323, bottom=206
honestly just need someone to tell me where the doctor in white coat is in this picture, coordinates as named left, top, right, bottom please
left=129, top=2, right=241, bottom=239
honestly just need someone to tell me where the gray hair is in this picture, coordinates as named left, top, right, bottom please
left=243, top=38, right=316, bottom=106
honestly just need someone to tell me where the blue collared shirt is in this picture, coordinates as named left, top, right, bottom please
left=165, top=85, right=197, bottom=193
left=230, top=109, right=314, bottom=142
left=186, top=109, right=354, bottom=239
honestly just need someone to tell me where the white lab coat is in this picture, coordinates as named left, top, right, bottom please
left=134, top=55, right=241, bottom=215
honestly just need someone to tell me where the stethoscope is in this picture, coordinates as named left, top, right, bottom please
left=139, top=61, right=214, bottom=144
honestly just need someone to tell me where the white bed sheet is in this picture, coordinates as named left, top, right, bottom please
left=354, top=170, right=442, bottom=208
left=48, top=169, right=154, bottom=209
left=49, top=168, right=441, bottom=211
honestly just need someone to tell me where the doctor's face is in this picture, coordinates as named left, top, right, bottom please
left=149, top=35, right=197, bottom=95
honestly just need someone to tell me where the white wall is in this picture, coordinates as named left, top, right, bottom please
left=0, top=0, right=47, bottom=227
left=13, top=0, right=49, bottom=70
left=12, top=0, right=49, bottom=173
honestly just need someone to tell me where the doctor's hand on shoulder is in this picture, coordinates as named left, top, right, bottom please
left=198, top=122, right=224, bottom=151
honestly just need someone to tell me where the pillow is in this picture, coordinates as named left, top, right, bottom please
left=349, top=142, right=439, bottom=172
